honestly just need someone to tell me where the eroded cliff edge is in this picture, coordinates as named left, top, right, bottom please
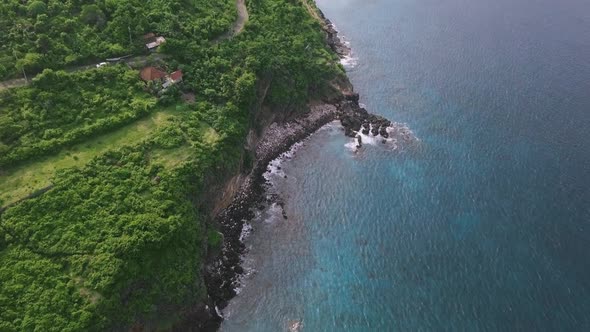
left=180, top=11, right=399, bottom=331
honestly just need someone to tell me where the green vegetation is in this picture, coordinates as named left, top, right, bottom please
left=0, top=145, right=211, bottom=331
left=0, top=107, right=179, bottom=206
left=0, top=106, right=231, bottom=331
left=0, top=0, right=346, bottom=330
left=207, top=229, right=224, bottom=249
left=0, top=0, right=236, bottom=79
left=0, top=66, right=157, bottom=167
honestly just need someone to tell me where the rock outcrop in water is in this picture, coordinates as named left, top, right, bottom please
left=339, top=99, right=392, bottom=139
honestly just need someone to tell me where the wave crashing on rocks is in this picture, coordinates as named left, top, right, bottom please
left=344, top=122, right=419, bottom=152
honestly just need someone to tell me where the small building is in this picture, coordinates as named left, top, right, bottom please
left=162, top=70, right=183, bottom=89
left=146, top=36, right=166, bottom=50
left=169, top=70, right=183, bottom=83
left=140, top=66, right=167, bottom=82
left=140, top=66, right=184, bottom=92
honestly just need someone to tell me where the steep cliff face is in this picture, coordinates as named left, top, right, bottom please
left=157, top=5, right=381, bottom=331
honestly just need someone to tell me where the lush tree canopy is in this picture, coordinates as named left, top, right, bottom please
left=0, top=0, right=236, bottom=79
left=0, top=66, right=157, bottom=168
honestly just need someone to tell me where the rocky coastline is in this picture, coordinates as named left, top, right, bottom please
left=190, top=10, right=398, bottom=332
left=319, top=9, right=350, bottom=58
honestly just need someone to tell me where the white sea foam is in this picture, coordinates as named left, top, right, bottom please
left=262, top=203, right=284, bottom=224
left=317, top=120, right=342, bottom=133
left=233, top=122, right=351, bottom=296
left=263, top=141, right=304, bottom=182
left=231, top=205, right=285, bottom=297
left=344, top=122, right=418, bottom=153
left=215, top=306, right=224, bottom=319
left=359, top=124, right=386, bottom=145
left=330, top=23, right=358, bottom=69
left=340, top=53, right=359, bottom=69
left=288, top=319, right=303, bottom=332
left=386, top=122, right=418, bottom=143
left=232, top=203, right=283, bottom=297
left=264, top=161, right=285, bottom=180
left=232, top=258, right=256, bottom=296
left=239, top=222, right=253, bottom=242
left=233, top=140, right=306, bottom=297
left=344, top=140, right=360, bottom=151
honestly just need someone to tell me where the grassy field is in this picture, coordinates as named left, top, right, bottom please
left=0, top=107, right=182, bottom=206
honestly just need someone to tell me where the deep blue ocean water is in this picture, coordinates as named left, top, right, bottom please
left=221, top=0, right=590, bottom=330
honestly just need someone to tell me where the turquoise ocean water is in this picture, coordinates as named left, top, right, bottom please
left=221, top=0, right=590, bottom=330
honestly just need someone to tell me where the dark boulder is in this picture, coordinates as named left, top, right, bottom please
left=362, top=122, right=370, bottom=135
left=371, top=124, right=380, bottom=136
left=344, top=92, right=360, bottom=103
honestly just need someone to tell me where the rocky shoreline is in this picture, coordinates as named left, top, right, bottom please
left=192, top=10, right=399, bottom=332
left=204, top=103, right=341, bottom=316
left=319, top=9, right=350, bottom=58
left=201, top=97, right=395, bottom=326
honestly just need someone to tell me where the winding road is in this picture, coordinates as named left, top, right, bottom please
left=232, top=0, right=249, bottom=36
left=215, top=0, right=249, bottom=43
left=0, top=77, right=26, bottom=91
left=0, top=54, right=167, bottom=92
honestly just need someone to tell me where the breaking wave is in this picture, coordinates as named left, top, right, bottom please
left=344, top=122, right=419, bottom=152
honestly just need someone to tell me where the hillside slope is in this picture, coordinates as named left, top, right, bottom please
left=0, top=0, right=346, bottom=330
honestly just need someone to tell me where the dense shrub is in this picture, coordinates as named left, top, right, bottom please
left=0, top=0, right=236, bottom=79
left=0, top=66, right=157, bottom=167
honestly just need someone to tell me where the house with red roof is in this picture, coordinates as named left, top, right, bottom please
left=169, top=70, right=183, bottom=83
left=140, top=67, right=183, bottom=91
left=140, top=67, right=167, bottom=82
